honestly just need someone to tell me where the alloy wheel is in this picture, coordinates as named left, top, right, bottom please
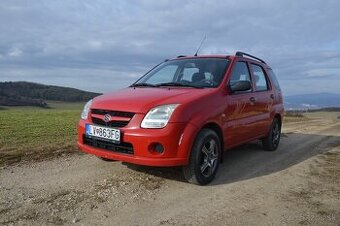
left=200, top=139, right=219, bottom=178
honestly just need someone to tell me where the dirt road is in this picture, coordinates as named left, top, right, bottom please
left=1, top=114, right=340, bottom=225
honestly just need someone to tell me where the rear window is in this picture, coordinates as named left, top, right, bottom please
left=267, top=69, right=281, bottom=91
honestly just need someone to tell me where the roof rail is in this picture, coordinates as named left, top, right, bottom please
left=177, top=55, right=186, bottom=58
left=235, top=51, right=266, bottom=64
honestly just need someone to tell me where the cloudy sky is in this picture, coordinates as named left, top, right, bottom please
left=0, top=0, right=339, bottom=95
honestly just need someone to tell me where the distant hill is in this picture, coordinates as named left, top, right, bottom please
left=285, top=93, right=340, bottom=110
left=0, top=81, right=101, bottom=107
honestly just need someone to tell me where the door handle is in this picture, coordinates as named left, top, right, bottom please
left=270, top=94, right=274, bottom=99
left=250, top=97, right=256, bottom=102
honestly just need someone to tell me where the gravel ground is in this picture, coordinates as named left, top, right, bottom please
left=1, top=116, right=339, bottom=225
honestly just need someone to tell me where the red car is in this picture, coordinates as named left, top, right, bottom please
left=77, top=51, right=284, bottom=185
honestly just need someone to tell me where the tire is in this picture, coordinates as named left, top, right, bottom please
left=262, top=117, right=281, bottom=151
left=182, top=129, right=221, bottom=185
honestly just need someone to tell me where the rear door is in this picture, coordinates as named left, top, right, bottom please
left=267, top=68, right=284, bottom=107
left=224, top=61, right=258, bottom=147
left=249, top=63, right=274, bottom=137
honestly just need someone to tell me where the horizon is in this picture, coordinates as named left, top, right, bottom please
left=1, top=0, right=340, bottom=96
left=2, top=80, right=340, bottom=98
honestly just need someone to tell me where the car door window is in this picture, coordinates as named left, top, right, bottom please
left=229, top=61, right=251, bottom=92
left=251, top=64, right=269, bottom=91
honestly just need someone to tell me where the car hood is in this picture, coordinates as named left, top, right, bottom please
left=91, top=87, right=214, bottom=113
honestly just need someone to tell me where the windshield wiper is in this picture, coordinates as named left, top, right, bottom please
left=130, top=83, right=157, bottom=87
left=155, top=82, right=203, bottom=88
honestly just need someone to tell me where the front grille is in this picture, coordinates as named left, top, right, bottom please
left=90, top=109, right=135, bottom=128
left=83, top=135, right=134, bottom=155
left=91, top=109, right=135, bottom=118
left=91, top=117, right=129, bottom=128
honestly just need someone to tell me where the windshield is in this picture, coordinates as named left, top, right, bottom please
left=133, top=58, right=230, bottom=88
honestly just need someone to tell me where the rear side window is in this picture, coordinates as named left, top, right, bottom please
left=229, top=61, right=251, bottom=85
left=251, top=64, right=269, bottom=91
left=267, top=69, right=281, bottom=91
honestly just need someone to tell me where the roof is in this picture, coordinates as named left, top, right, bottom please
left=170, top=51, right=267, bottom=65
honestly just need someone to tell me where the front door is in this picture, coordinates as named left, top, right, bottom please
left=223, top=61, right=258, bottom=148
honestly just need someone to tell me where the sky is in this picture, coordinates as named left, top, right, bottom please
left=0, top=0, right=339, bottom=96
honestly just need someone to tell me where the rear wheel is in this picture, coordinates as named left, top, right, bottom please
left=183, top=129, right=221, bottom=185
left=262, top=117, right=281, bottom=151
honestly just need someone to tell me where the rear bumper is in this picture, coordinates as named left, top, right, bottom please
left=77, top=117, right=198, bottom=167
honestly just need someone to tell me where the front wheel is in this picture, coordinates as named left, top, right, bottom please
left=262, top=117, right=281, bottom=151
left=182, top=129, right=221, bottom=185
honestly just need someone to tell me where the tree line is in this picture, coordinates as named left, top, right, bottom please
left=0, top=81, right=101, bottom=107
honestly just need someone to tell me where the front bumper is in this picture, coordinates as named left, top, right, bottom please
left=77, top=115, right=198, bottom=167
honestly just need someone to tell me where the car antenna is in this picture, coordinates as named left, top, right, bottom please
left=194, top=35, right=206, bottom=56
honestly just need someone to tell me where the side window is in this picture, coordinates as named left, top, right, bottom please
left=229, top=61, right=251, bottom=87
left=251, top=64, right=269, bottom=91
left=267, top=69, right=281, bottom=91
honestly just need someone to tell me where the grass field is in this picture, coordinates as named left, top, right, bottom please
left=284, top=110, right=340, bottom=122
left=0, top=102, right=84, bottom=165
left=1, top=103, right=339, bottom=166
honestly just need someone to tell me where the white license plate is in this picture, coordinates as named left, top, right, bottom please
left=85, top=124, right=120, bottom=143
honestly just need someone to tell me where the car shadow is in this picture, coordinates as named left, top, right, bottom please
left=122, top=132, right=340, bottom=186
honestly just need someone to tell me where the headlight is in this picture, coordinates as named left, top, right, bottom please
left=81, top=99, right=93, bottom=120
left=141, top=104, right=179, bottom=128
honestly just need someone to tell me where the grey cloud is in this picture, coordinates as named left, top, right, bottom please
left=0, top=0, right=339, bottom=95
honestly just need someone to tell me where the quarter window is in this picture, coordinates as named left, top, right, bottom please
left=251, top=64, right=269, bottom=91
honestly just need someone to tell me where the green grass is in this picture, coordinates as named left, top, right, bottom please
left=0, top=102, right=84, bottom=165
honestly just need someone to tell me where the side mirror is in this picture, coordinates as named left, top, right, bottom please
left=229, top=80, right=251, bottom=93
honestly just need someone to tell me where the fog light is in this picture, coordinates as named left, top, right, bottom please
left=155, top=143, right=164, bottom=153
left=149, top=143, right=164, bottom=154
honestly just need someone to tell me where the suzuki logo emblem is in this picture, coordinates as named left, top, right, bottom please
left=103, top=114, right=111, bottom=123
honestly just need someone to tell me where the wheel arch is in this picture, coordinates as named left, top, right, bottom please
left=200, top=122, right=224, bottom=163
left=274, top=113, right=282, bottom=127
